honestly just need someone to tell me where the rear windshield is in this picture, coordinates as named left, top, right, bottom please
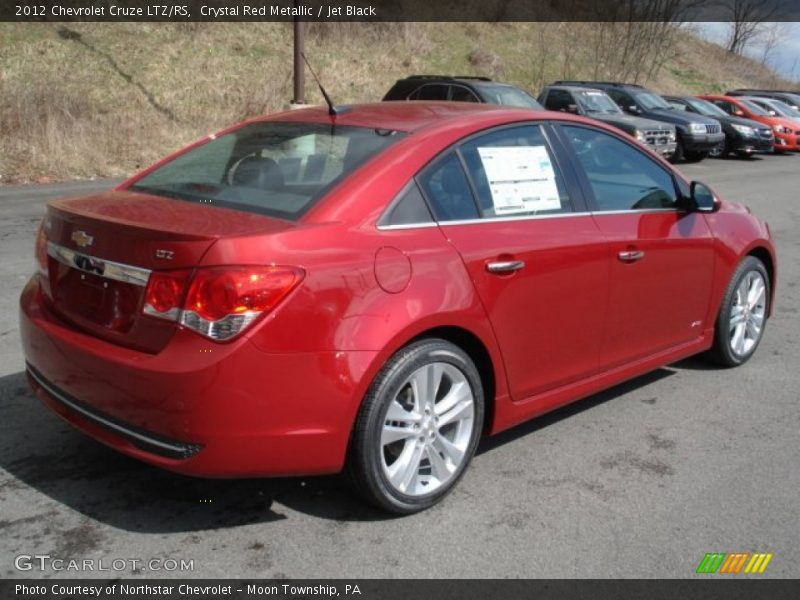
left=130, top=122, right=405, bottom=220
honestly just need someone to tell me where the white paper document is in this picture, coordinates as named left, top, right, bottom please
left=477, top=146, right=562, bottom=215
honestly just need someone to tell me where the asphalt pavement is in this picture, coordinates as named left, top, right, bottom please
left=0, top=156, right=798, bottom=579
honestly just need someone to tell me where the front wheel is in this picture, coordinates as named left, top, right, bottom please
left=709, top=141, right=727, bottom=158
left=348, top=339, right=484, bottom=514
left=683, top=149, right=708, bottom=162
left=669, top=137, right=685, bottom=163
left=708, top=257, right=770, bottom=367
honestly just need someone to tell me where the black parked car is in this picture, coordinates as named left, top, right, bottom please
left=383, top=75, right=544, bottom=109
left=663, top=95, right=774, bottom=158
left=554, top=81, right=724, bottom=162
left=727, top=89, right=800, bottom=111
left=538, top=84, right=677, bottom=158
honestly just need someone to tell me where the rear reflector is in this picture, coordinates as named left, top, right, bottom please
left=143, top=266, right=303, bottom=341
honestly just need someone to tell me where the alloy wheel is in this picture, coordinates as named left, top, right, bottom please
left=380, top=362, right=475, bottom=496
left=729, top=270, right=767, bottom=357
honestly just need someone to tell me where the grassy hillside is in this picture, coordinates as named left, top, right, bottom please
left=1, top=22, right=797, bottom=184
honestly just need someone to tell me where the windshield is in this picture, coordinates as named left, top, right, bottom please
left=634, top=91, right=671, bottom=110
left=130, top=122, right=405, bottom=220
left=781, top=93, right=800, bottom=108
left=740, top=99, right=770, bottom=116
left=478, top=84, right=543, bottom=109
left=761, top=99, right=800, bottom=118
left=576, top=90, right=621, bottom=114
left=684, top=98, right=728, bottom=118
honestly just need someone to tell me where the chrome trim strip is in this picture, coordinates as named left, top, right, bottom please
left=47, top=242, right=151, bottom=287
left=377, top=222, right=440, bottom=231
left=27, top=367, right=190, bottom=456
left=378, top=207, right=682, bottom=229
left=590, top=208, right=680, bottom=216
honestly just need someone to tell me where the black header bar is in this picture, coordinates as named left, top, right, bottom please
left=3, top=0, right=800, bottom=22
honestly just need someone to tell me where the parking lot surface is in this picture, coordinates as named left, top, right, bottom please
left=0, top=155, right=798, bottom=578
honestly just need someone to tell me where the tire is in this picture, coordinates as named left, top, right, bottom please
left=347, top=339, right=484, bottom=514
left=683, top=150, right=708, bottom=163
left=709, top=140, right=727, bottom=158
left=707, top=257, right=770, bottom=367
left=669, top=137, right=685, bottom=163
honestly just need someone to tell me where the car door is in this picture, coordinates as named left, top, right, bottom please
left=556, top=123, right=715, bottom=370
left=416, top=123, right=609, bottom=401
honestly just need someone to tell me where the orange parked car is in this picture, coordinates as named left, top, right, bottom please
left=699, top=95, right=799, bottom=153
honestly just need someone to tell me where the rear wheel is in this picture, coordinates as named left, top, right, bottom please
left=348, top=339, right=484, bottom=514
left=708, top=257, right=770, bottom=367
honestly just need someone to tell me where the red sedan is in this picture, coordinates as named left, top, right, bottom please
left=20, top=103, right=776, bottom=513
left=699, top=94, right=800, bottom=152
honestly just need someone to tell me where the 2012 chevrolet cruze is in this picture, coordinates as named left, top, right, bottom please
left=20, top=102, right=776, bottom=513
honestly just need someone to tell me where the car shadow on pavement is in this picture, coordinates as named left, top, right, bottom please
left=477, top=367, right=676, bottom=454
left=1, top=366, right=677, bottom=531
left=0, top=371, right=394, bottom=530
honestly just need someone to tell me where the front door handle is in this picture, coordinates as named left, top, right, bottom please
left=618, top=250, right=645, bottom=263
left=486, top=260, right=526, bottom=274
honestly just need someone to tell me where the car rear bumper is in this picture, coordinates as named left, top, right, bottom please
left=20, top=277, right=374, bottom=477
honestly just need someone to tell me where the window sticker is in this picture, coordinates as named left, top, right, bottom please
left=477, top=146, right=561, bottom=214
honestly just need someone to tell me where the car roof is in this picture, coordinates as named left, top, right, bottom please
left=256, top=102, right=543, bottom=133
left=546, top=85, right=605, bottom=94
left=552, top=81, right=647, bottom=91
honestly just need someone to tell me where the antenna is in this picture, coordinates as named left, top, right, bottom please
left=301, top=52, right=338, bottom=116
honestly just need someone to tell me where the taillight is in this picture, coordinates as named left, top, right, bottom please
left=35, top=222, right=48, bottom=277
left=143, top=270, right=191, bottom=320
left=143, top=266, right=303, bottom=341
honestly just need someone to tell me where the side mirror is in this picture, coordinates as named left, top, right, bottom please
left=566, top=104, right=579, bottom=114
left=733, top=109, right=745, bottom=116
left=627, top=105, right=641, bottom=114
left=689, top=181, right=720, bottom=213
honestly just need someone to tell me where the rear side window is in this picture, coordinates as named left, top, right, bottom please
left=450, top=85, right=480, bottom=103
left=417, top=153, right=479, bottom=221
left=562, top=125, right=678, bottom=211
left=410, top=84, right=449, bottom=101
left=130, top=122, right=404, bottom=220
left=378, top=182, right=433, bottom=227
left=458, top=124, right=573, bottom=218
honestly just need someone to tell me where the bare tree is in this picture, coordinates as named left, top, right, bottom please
left=725, top=0, right=779, bottom=55
left=759, top=22, right=785, bottom=67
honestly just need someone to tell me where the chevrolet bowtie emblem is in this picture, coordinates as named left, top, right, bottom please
left=71, top=230, right=94, bottom=248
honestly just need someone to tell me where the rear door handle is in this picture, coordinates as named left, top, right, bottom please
left=618, top=250, right=645, bottom=263
left=486, top=260, right=526, bottom=274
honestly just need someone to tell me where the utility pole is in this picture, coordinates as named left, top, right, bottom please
left=291, top=1, right=305, bottom=107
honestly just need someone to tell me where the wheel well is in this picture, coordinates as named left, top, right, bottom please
left=748, top=246, right=775, bottom=295
left=410, top=326, right=496, bottom=433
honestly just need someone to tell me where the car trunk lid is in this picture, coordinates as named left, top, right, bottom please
left=42, top=190, right=297, bottom=353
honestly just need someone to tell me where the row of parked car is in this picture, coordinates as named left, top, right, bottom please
left=382, top=75, right=800, bottom=163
